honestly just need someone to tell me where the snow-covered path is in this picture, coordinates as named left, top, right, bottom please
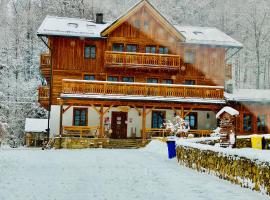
left=0, top=142, right=268, bottom=200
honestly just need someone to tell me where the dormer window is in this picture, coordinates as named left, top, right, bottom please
left=67, top=23, right=78, bottom=28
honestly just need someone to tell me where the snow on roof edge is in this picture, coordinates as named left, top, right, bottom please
left=216, top=106, right=239, bottom=118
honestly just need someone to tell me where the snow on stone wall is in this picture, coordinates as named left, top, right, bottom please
left=176, top=140, right=270, bottom=195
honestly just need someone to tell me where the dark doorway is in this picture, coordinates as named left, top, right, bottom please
left=111, top=112, right=128, bottom=139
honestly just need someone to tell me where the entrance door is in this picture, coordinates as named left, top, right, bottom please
left=111, top=112, right=128, bottom=139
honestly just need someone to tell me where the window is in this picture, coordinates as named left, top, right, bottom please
left=185, top=113, right=197, bottom=130
left=147, top=78, right=158, bottom=83
left=243, top=114, right=252, bottom=132
left=122, top=77, right=134, bottom=82
left=84, top=45, right=96, bottom=59
left=146, top=46, right=156, bottom=53
left=112, top=43, right=124, bottom=52
left=107, top=76, right=118, bottom=82
left=126, top=44, right=137, bottom=52
left=257, top=115, right=266, bottom=132
left=152, top=111, right=165, bottom=128
left=73, top=108, right=88, bottom=126
left=159, top=46, right=169, bottom=54
left=84, top=75, right=95, bottom=80
left=134, top=19, right=140, bottom=29
left=144, top=20, right=149, bottom=31
left=184, top=50, right=196, bottom=64
left=185, top=80, right=196, bottom=85
left=162, top=79, right=173, bottom=84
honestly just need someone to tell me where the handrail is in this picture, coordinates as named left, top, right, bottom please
left=62, top=79, right=224, bottom=99
left=105, top=51, right=181, bottom=68
left=63, top=126, right=99, bottom=138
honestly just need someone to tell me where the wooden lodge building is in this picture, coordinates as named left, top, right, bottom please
left=37, top=0, right=270, bottom=142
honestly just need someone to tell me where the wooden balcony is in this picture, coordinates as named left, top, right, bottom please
left=40, top=53, right=51, bottom=82
left=61, top=79, right=224, bottom=100
left=104, top=51, right=181, bottom=71
left=38, top=86, right=49, bottom=109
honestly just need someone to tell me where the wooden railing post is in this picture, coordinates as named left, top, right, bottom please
left=142, top=106, right=146, bottom=141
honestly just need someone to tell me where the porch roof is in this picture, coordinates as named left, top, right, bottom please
left=60, top=93, right=226, bottom=104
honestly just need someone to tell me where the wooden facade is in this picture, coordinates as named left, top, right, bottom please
left=37, top=0, right=269, bottom=138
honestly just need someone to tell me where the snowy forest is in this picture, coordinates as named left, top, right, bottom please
left=0, top=0, right=270, bottom=141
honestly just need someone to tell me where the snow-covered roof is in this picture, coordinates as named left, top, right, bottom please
left=37, top=16, right=111, bottom=38
left=175, top=26, right=243, bottom=48
left=216, top=106, right=239, bottom=118
left=25, top=118, right=48, bottom=133
left=225, top=89, right=270, bottom=102
left=61, top=93, right=226, bottom=104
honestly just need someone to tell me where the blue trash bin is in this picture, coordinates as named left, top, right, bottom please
left=166, top=140, right=176, bottom=159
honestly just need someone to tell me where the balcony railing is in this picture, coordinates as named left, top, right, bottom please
left=40, top=53, right=51, bottom=82
left=38, top=86, right=49, bottom=109
left=105, top=51, right=181, bottom=70
left=62, top=79, right=224, bottom=99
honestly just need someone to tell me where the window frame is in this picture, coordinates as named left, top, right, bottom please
left=243, top=113, right=253, bottom=132
left=112, top=43, right=124, bottom=52
left=184, top=112, right=198, bottom=130
left=162, top=79, right=173, bottom=84
left=73, top=107, right=88, bottom=126
left=84, top=74, right=95, bottom=80
left=151, top=111, right=166, bottom=129
left=159, top=46, right=169, bottom=54
left=84, top=45, right=96, bottom=59
left=257, top=114, right=266, bottom=132
left=147, top=78, right=159, bottom=83
left=184, top=80, right=196, bottom=85
left=145, top=46, right=156, bottom=54
left=122, top=77, right=135, bottom=82
left=126, top=44, right=137, bottom=52
left=107, top=76, right=119, bottom=82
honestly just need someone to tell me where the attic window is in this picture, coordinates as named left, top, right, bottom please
left=68, top=23, right=78, bottom=28
left=193, top=31, right=203, bottom=35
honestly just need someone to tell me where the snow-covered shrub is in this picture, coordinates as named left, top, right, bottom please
left=164, top=116, right=190, bottom=136
left=210, top=127, right=221, bottom=137
left=0, top=122, right=8, bottom=145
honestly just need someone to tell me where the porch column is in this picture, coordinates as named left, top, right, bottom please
left=59, top=104, right=63, bottom=149
left=99, top=105, right=104, bottom=138
left=142, top=106, right=146, bottom=140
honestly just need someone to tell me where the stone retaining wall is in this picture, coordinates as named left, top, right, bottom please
left=176, top=145, right=270, bottom=195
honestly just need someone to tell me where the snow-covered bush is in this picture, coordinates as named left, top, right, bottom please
left=164, top=116, right=190, bottom=136
left=0, top=122, right=8, bottom=145
left=210, top=127, right=221, bottom=137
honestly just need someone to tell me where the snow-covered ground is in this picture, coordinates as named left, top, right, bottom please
left=0, top=141, right=268, bottom=200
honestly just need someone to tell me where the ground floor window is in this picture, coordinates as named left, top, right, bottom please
left=243, top=114, right=252, bottom=132
left=257, top=114, right=266, bottom=132
left=184, top=112, right=197, bottom=129
left=73, top=108, right=88, bottom=126
left=152, top=111, right=165, bottom=128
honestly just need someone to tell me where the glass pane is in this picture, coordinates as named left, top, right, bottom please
left=90, top=46, right=96, bottom=59
left=162, top=79, right=173, bottom=84
left=147, top=78, right=158, bottom=83
left=84, top=75, right=95, bottom=80
left=84, top=46, right=91, bottom=58
left=185, top=80, right=195, bottom=85
left=113, top=44, right=124, bottom=52
left=243, top=114, right=252, bottom=132
left=146, top=46, right=156, bottom=53
left=108, top=76, right=118, bottom=81
left=122, top=77, right=134, bottom=82
left=159, top=47, right=168, bottom=54
left=185, top=50, right=196, bottom=64
left=126, top=45, right=137, bottom=52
